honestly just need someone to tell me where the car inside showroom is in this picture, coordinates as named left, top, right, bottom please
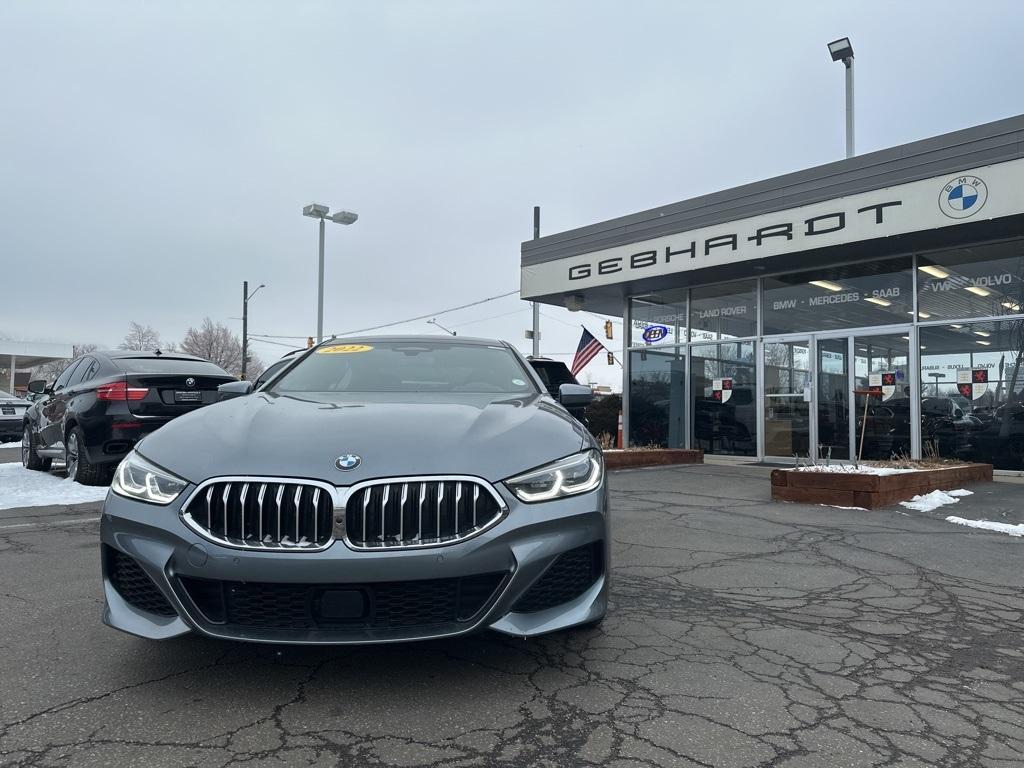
left=521, top=114, right=1024, bottom=470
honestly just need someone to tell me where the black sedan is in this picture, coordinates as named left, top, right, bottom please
left=22, top=350, right=235, bottom=484
left=1, top=393, right=32, bottom=442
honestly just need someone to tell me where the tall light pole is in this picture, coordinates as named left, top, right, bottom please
left=302, top=203, right=358, bottom=342
left=827, top=37, right=855, bottom=159
left=531, top=206, right=540, bottom=357
left=241, top=281, right=265, bottom=380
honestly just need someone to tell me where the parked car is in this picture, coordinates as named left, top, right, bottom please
left=22, top=350, right=235, bottom=484
left=0, top=393, right=32, bottom=443
left=101, top=336, right=608, bottom=645
left=527, top=357, right=588, bottom=423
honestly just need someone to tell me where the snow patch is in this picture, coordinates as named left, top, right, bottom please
left=0, top=463, right=108, bottom=510
left=899, top=489, right=969, bottom=512
left=794, top=464, right=917, bottom=476
left=945, top=516, right=1024, bottom=538
left=0, top=440, right=21, bottom=448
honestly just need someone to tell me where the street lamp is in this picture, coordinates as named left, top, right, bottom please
left=303, top=203, right=359, bottom=342
left=827, top=37, right=855, bottom=159
left=241, top=281, right=266, bottom=380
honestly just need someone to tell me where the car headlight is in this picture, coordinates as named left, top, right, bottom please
left=505, top=449, right=603, bottom=503
left=111, top=452, right=188, bottom=505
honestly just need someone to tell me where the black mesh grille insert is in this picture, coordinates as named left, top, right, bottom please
left=107, top=548, right=177, bottom=617
left=513, top=542, right=603, bottom=614
left=180, top=572, right=507, bottom=630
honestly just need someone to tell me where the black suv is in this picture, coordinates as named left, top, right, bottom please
left=22, top=350, right=234, bottom=484
left=528, top=357, right=589, bottom=423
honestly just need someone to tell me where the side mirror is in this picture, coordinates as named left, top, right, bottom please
left=217, top=380, right=254, bottom=401
left=27, top=379, right=47, bottom=394
left=558, top=383, right=594, bottom=408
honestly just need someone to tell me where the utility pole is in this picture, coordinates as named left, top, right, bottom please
left=531, top=206, right=541, bottom=357
left=240, top=281, right=265, bottom=380
left=241, top=280, right=249, bottom=380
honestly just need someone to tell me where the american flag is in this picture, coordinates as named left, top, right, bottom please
left=571, top=328, right=604, bottom=376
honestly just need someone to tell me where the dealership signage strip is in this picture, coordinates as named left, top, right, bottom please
left=521, top=158, right=1024, bottom=297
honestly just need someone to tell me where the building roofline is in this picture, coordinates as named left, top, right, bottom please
left=522, top=112, right=1024, bottom=266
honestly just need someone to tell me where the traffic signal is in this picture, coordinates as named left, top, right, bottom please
left=607, top=351, right=614, bottom=365
left=604, top=320, right=613, bottom=339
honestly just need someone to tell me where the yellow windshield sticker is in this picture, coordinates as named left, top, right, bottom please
left=317, top=344, right=374, bottom=354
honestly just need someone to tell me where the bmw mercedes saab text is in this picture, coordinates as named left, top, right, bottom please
left=101, top=337, right=609, bottom=644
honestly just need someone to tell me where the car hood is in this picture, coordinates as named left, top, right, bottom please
left=138, top=391, right=590, bottom=485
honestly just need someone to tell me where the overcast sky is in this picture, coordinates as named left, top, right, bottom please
left=2, top=1, right=1022, bottom=389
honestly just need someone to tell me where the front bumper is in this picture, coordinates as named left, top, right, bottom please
left=100, top=480, right=609, bottom=644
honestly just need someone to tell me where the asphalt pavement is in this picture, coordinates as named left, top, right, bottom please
left=2, top=464, right=1023, bottom=767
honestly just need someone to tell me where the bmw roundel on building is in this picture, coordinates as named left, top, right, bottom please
left=101, top=336, right=608, bottom=644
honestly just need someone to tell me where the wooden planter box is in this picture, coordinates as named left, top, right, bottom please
left=603, top=448, right=704, bottom=470
left=771, top=464, right=993, bottom=509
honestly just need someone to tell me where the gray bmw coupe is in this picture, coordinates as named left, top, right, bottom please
left=101, top=336, right=609, bottom=644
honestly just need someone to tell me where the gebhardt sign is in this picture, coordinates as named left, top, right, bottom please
left=521, top=158, right=1024, bottom=298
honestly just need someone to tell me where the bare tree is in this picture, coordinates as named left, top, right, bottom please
left=31, top=343, right=99, bottom=383
left=178, top=318, right=262, bottom=378
left=119, top=322, right=161, bottom=351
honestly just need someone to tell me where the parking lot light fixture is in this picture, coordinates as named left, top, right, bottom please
left=303, top=203, right=359, bottom=343
left=827, top=37, right=855, bottom=158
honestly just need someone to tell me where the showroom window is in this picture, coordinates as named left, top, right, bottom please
left=917, top=239, right=1024, bottom=321
left=630, top=288, right=688, bottom=346
left=689, top=341, right=756, bottom=456
left=628, top=347, right=686, bottom=447
left=919, top=319, right=1024, bottom=470
left=688, top=280, right=757, bottom=341
left=854, top=334, right=911, bottom=461
left=762, top=257, right=913, bottom=334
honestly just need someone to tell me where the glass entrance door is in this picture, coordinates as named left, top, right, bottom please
left=817, top=338, right=851, bottom=460
left=763, top=340, right=811, bottom=458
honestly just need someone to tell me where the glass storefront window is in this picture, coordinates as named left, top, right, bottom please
left=762, top=258, right=912, bottom=334
left=918, top=239, right=1024, bottom=321
left=628, top=347, right=686, bottom=447
left=689, top=280, right=757, bottom=341
left=920, top=320, right=1024, bottom=469
left=630, top=288, right=688, bottom=346
left=854, top=334, right=911, bottom=460
left=690, top=341, right=756, bottom=456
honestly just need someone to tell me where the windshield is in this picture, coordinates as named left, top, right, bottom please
left=270, top=341, right=537, bottom=394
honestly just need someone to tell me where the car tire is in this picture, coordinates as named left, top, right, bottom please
left=21, top=425, right=52, bottom=472
left=65, top=427, right=106, bottom=486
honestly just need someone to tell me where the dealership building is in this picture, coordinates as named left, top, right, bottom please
left=521, top=115, right=1024, bottom=470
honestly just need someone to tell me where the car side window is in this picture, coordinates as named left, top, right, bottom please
left=67, top=357, right=97, bottom=388
left=53, top=359, right=84, bottom=391
left=255, top=359, right=289, bottom=388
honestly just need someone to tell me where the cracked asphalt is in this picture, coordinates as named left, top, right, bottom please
left=2, top=463, right=1023, bottom=767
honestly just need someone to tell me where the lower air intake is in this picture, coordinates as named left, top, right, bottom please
left=513, top=542, right=603, bottom=614
left=107, top=547, right=177, bottom=617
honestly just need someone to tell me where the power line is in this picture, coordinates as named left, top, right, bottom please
left=456, top=307, right=529, bottom=327
left=330, top=289, right=520, bottom=337
left=249, top=288, right=521, bottom=340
